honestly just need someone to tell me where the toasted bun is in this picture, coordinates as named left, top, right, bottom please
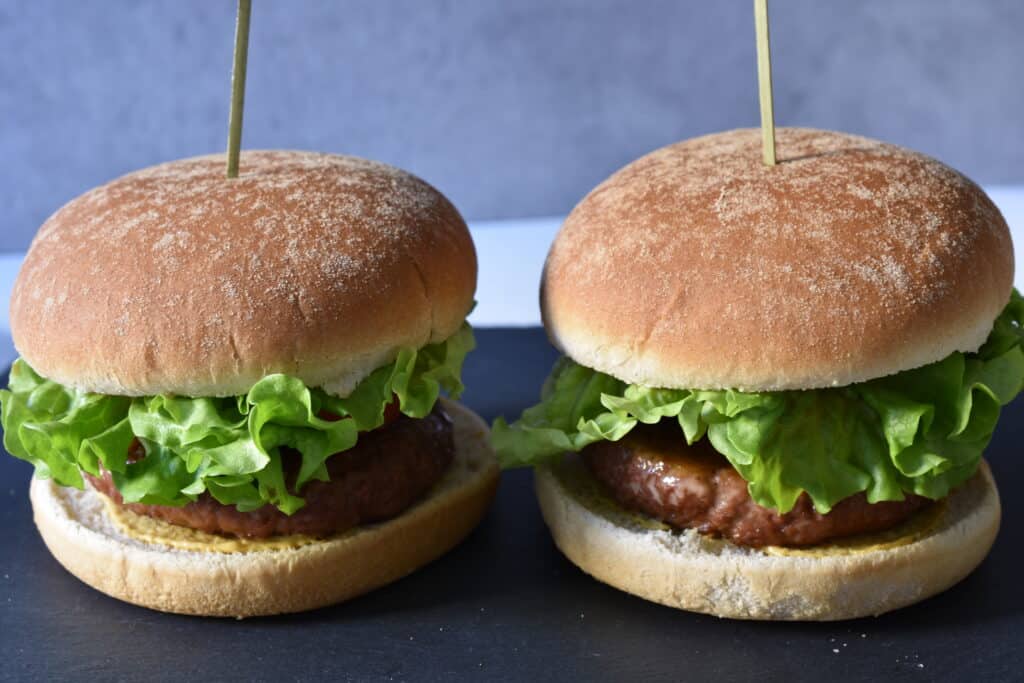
left=29, top=400, right=498, bottom=618
left=535, top=456, right=1000, bottom=620
left=543, top=128, right=1013, bottom=391
left=11, top=151, right=476, bottom=397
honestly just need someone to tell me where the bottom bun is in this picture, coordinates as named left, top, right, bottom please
left=30, top=399, right=499, bottom=618
left=535, top=456, right=1000, bottom=621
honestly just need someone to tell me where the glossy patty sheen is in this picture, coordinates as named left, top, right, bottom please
left=583, top=422, right=929, bottom=548
left=87, top=404, right=455, bottom=538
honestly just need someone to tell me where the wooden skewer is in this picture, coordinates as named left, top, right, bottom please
left=226, top=0, right=252, bottom=179
left=754, top=0, right=776, bottom=166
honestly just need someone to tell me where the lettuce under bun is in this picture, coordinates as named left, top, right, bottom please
left=3, top=324, right=476, bottom=515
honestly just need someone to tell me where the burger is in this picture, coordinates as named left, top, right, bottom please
left=0, top=151, right=498, bottom=617
left=493, top=128, right=1018, bottom=620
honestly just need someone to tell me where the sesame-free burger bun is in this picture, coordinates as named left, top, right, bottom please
left=11, top=151, right=476, bottom=397
left=542, top=128, right=1013, bottom=391
left=535, top=456, right=1000, bottom=621
left=30, top=399, right=498, bottom=618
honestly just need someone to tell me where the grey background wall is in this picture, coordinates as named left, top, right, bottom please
left=1, top=0, right=1022, bottom=251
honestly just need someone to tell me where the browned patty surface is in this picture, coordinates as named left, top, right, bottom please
left=583, top=422, right=929, bottom=548
left=87, top=403, right=455, bottom=538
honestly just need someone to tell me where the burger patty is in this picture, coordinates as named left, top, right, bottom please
left=582, top=422, right=929, bottom=548
left=87, top=403, right=455, bottom=538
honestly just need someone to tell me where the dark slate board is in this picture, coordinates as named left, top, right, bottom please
left=0, top=327, right=1021, bottom=682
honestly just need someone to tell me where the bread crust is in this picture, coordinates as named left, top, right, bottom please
left=12, top=151, right=476, bottom=397
left=542, top=128, right=1013, bottom=391
left=29, top=400, right=498, bottom=618
left=534, top=457, right=1000, bottom=620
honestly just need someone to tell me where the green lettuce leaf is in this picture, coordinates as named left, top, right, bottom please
left=493, top=293, right=1024, bottom=514
left=0, top=323, right=474, bottom=514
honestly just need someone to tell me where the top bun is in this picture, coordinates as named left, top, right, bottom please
left=12, top=151, right=476, bottom=397
left=543, top=128, right=1013, bottom=391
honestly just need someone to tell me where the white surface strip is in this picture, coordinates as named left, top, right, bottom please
left=0, top=185, right=1022, bottom=341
